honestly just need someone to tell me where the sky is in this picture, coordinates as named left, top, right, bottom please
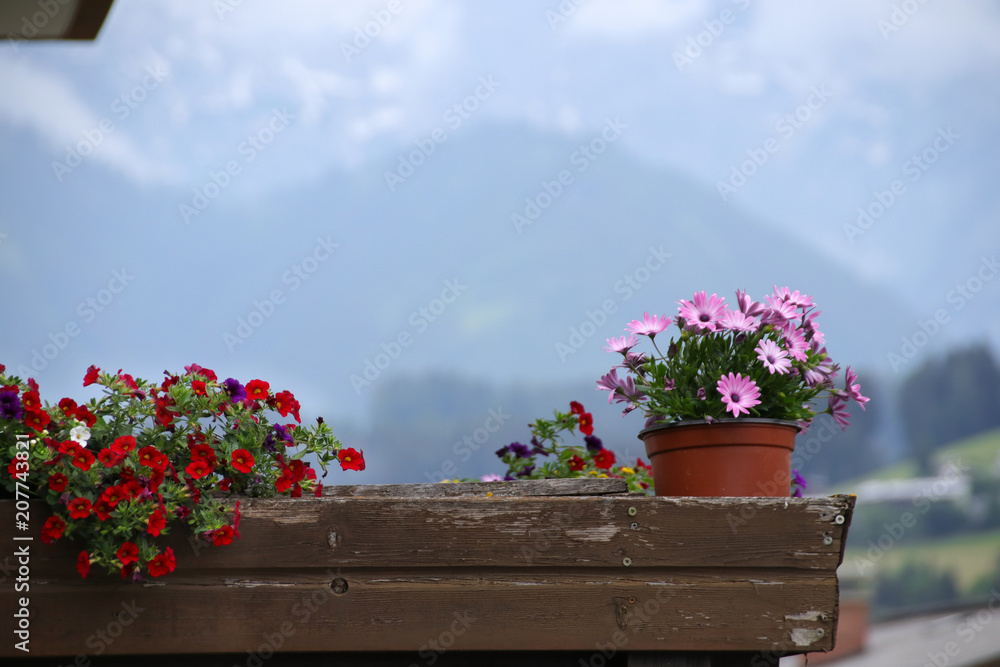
left=1, top=0, right=999, bottom=480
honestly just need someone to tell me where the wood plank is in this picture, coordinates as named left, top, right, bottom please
left=322, top=478, right=630, bottom=497
left=9, top=569, right=837, bottom=656
left=2, top=495, right=852, bottom=576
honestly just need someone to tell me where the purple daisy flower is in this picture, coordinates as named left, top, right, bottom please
left=625, top=313, right=671, bottom=338
left=223, top=378, right=247, bottom=403
left=762, top=296, right=798, bottom=326
left=756, top=339, right=791, bottom=375
left=677, top=292, right=727, bottom=333
left=697, top=387, right=706, bottom=401
left=480, top=473, right=503, bottom=482
left=716, top=373, right=762, bottom=417
left=782, top=325, right=809, bottom=362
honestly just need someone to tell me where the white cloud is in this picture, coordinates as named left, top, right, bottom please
left=0, top=57, right=178, bottom=184
left=567, top=0, right=709, bottom=40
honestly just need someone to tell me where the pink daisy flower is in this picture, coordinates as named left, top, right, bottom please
left=716, top=373, right=761, bottom=417
left=625, top=313, right=671, bottom=337
left=604, top=334, right=639, bottom=354
left=677, top=292, right=727, bottom=333
left=756, top=339, right=791, bottom=375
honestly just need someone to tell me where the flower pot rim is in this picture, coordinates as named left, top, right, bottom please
left=637, top=417, right=803, bottom=440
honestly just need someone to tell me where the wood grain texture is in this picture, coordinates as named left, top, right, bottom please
left=0, top=493, right=854, bottom=658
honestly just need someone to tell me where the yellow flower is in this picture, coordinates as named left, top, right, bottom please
left=587, top=470, right=600, bottom=477
left=598, top=473, right=608, bottom=478
left=619, top=467, right=635, bottom=475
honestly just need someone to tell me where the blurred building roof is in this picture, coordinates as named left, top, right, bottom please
left=0, top=0, right=113, bottom=41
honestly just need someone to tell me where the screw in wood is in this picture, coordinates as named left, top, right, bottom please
left=630, top=522, right=638, bottom=530
left=622, top=557, right=632, bottom=566
left=823, top=535, right=834, bottom=545
left=628, top=507, right=637, bottom=516
left=834, top=515, right=845, bottom=524
left=331, top=578, right=349, bottom=595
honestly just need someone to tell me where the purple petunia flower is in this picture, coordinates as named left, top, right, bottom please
left=509, top=442, right=532, bottom=458
left=791, top=469, right=808, bottom=498
left=716, top=373, right=762, bottom=417
left=224, top=378, right=247, bottom=403
left=516, top=464, right=535, bottom=477
left=273, top=423, right=294, bottom=443
left=262, top=431, right=277, bottom=454
left=677, top=292, right=727, bottom=333
left=0, top=390, right=23, bottom=420
left=495, top=445, right=511, bottom=457
left=584, top=435, right=603, bottom=452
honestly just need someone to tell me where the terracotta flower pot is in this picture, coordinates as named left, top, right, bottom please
left=638, top=418, right=800, bottom=497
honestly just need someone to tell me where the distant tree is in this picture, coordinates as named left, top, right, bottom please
left=898, top=344, right=1000, bottom=475
left=874, top=560, right=959, bottom=613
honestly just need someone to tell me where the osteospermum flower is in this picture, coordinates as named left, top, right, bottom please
left=719, top=309, right=758, bottom=332
left=843, top=367, right=870, bottom=410
left=604, top=334, right=639, bottom=354
left=677, top=292, right=727, bottom=333
left=716, top=373, right=762, bottom=417
left=596, top=368, right=624, bottom=403
left=480, top=473, right=503, bottom=482
left=735, top=289, right=765, bottom=317
left=756, top=339, right=791, bottom=375
left=828, top=394, right=851, bottom=430
left=763, top=295, right=798, bottom=326
left=773, top=286, right=814, bottom=309
left=626, top=313, right=671, bottom=337
left=782, top=325, right=810, bottom=362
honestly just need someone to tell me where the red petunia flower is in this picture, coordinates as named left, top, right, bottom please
left=124, top=479, right=143, bottom=499
left=338, top=448, right=366, bottom=472
left=48, top=473, right=69, bottom=492
left=568, top=455, right=586, bottom=472
left=93, top=499, right=113, bottom=521
left=147, top=547, right=176, bottom=577
left=22, top=390, right=41, bottom=412
left=592, top=449, right=616, bottom=470
left=578, top=412, right=594, bottom=436
left=218, top=477, right=232, bottom=491
left=189, top=443, right=217, bottom=464
left=208, top=525, right=235, bottom=546
left=569, top=401, right=585, bottom=415
left=185, top=459, right=214, bottom=480
left=58, top=397, right=78, bottom=413
left=98, top=448, right=122, bottom=468
left=185, top=363, right=217, bottom=382
left=76, top=550, right=91, bottom=578
left=99, top=485, right=127, bottom=508
left=24, top=409, right=51, bottom=432
left=68, top=497, right=92, bottom=519
left=71, top=448, right=97, bottom=472
left=74, top=405, right=97, bottom=427
left=230, top=449, right=254, bottom=474
left=191, top=379, right=207, bottom=396
left=83, top=365, right=101, bottom=386
left=8, top=458, right=26, bottom=478
left=635, top=457, right=651, bottom=471
left=40, top=516, right=65, bottom=544
left=147, top=509, right=167, bottom=537
left=112, top=435, right=137, bottom=455
left=275, top=468, right=293, bottom=493
left=245, top=379, right=270, bottom=401
left=273, top=390, right=301, bottom=422
left=138, top=446, right=169, bottom=471
left=116, top=541, right=139, bottom=565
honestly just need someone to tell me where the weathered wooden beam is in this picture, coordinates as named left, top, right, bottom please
left=0, top=491, right=854, bottom=659
left=323, top=478, right=630, bottom=497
